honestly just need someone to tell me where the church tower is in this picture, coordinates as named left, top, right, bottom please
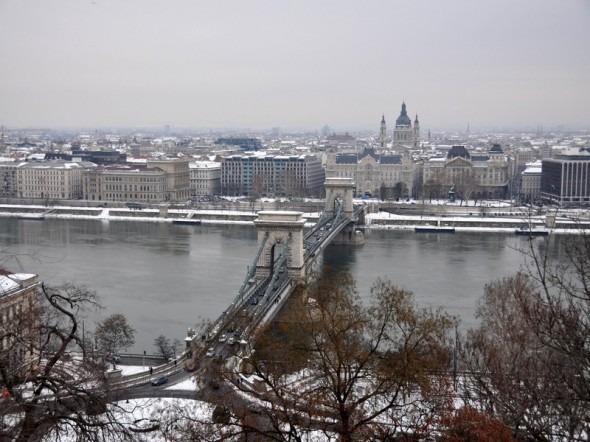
left=413, top=114, right=420, bottom=148
left=0, top=126, right=5, bottom=153
left=379, top=115, right=387, bottom=149
left=393, top=102, right=413, bottom=145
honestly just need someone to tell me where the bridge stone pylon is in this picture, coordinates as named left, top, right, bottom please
left=253, top=211, right=306, bottom=280
left=324, top=177, right=355, bottom=219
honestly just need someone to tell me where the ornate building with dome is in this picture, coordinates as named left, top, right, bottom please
left=393, top=102, right=420, bottom=148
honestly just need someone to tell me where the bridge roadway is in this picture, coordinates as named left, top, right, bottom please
left=112, top=205, right=363, bottom=395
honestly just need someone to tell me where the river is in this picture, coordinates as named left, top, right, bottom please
left=0, top=218, right=554, bottom=352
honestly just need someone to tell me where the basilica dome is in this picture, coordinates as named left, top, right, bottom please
left=395, top=102, right=412, bottom=127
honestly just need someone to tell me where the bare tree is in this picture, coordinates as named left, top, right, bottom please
left=438, top=406, right=516, bottom=442
left=153, top=334, right=173, bottom=361
left=519, top=231, right=590, bottom=433
left=95, top=313, right=135, bottom=364
left=461, top=229, right=590, bottom=442
left=248, top=173, right=265, bottom=212
left=455, top=169, right=479, bottom=206
left=0, top=282, right=136, bottom=441
left=422, top=170, right=445, bottom=203
left=215, top=272, right=456, bottom=441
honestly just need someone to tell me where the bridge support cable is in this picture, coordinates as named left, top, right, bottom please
left=240, top=234, right=292, bottom=339
left=260, top=234, right=292, bottom=301
left=303, top=211, right=338, bottom=241
left=228, top=232, right=269, bottom=317
left=303, top=201, right=350, bottom=260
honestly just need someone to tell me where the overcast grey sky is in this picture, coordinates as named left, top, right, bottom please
left=1, top=0, right=589, bottom=132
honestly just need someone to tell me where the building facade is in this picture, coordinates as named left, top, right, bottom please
left=520, top=161, right=542, bottom=203
left=82, top=165, right=167, bottom=203
left=541, top=148, right=590, bottom=206
left=215, top=137, right=262, bottom=151
left=325, top=148, right=414, bottom=198
left=221, top=154, right=325, bottom=197
left=0, top=161, right=18, bottom=198
left=422, top=144, right=511, bottom=200
left=17, top=160, right=87, bottom=200
left=189, top=161, right=221, bottom=196
left=0, top=271, right=41, bottom=367
left=146, top=158, right=191, bottom=202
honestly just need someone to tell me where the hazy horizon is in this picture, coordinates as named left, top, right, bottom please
left=1, top=0, right=589, bottom=132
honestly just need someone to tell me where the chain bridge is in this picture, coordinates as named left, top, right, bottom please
left=190, top=178, right=365, bottom=360
left=111, top=178, right=366, bottom=392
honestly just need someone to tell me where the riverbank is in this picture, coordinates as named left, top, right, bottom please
left=0, top=204, right=261, bottom=225
left=364, top=210, right=587, bottom=234
left=0, top=203, right=586, bottom=234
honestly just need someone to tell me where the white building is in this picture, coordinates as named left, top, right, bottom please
left=17, top=160, right=89, bottom=201
left=189, top=161, right=221, bottom=196
left=520, top=161, right=542, bottom=203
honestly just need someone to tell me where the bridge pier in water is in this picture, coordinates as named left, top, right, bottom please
left=253, top=211, right=307, bottom=281
left=324, top=177, right=365, bottom=245
left=324, top=177, right=355, bottom=219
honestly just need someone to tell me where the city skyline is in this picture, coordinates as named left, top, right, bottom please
left=1, top=0, right=589, bottom=132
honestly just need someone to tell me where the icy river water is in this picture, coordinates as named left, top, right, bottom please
left=0, top=218, right=559, bottom=352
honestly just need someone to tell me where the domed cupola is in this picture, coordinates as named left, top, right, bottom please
left=395, top=102, right=412, bottom=127
left=447, top=145, right=470, bottom=159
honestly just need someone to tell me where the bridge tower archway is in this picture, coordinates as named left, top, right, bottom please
left=324, top=178, right=355, bottom=220
left=253, top=211, right=306, bottom=280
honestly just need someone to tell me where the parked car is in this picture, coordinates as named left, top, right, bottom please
left=227, top=336, right=236, bottom=345
left=151, top=376, right=168, bottom=386
left=206, top=347, right=215, bottom=358
left=251, top=297, right=258, bottom=305
left=219, top=334, right=227, bottom=343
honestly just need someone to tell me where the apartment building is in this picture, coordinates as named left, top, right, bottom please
left=0, top=161, right=18, bottom=198
left=189, top=161, right=221, bottom=196
left=221, top=153, right=325, bottom=197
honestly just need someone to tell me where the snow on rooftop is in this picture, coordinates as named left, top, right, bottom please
left=0, top=276, right=20, bottom=294
left=189, top=161, right=220, bottom=169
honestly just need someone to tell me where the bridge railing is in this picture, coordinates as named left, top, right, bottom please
left=109, top=352, right=189, bottom=389
left=229, top=232, right=270, bottom=316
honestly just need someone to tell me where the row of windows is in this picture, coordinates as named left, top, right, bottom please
left=105, top=184, right=162, bottom=192
left=103, top=176, right=163, bottom=183
left=104, top=193, right=162, bottom=200
left=20, top=192, right=69, bottom=198
left=20, top=170, right=70, bottom=175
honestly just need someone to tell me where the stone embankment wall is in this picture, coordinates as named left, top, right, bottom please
left=1, top=203, right=588, bottom=231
